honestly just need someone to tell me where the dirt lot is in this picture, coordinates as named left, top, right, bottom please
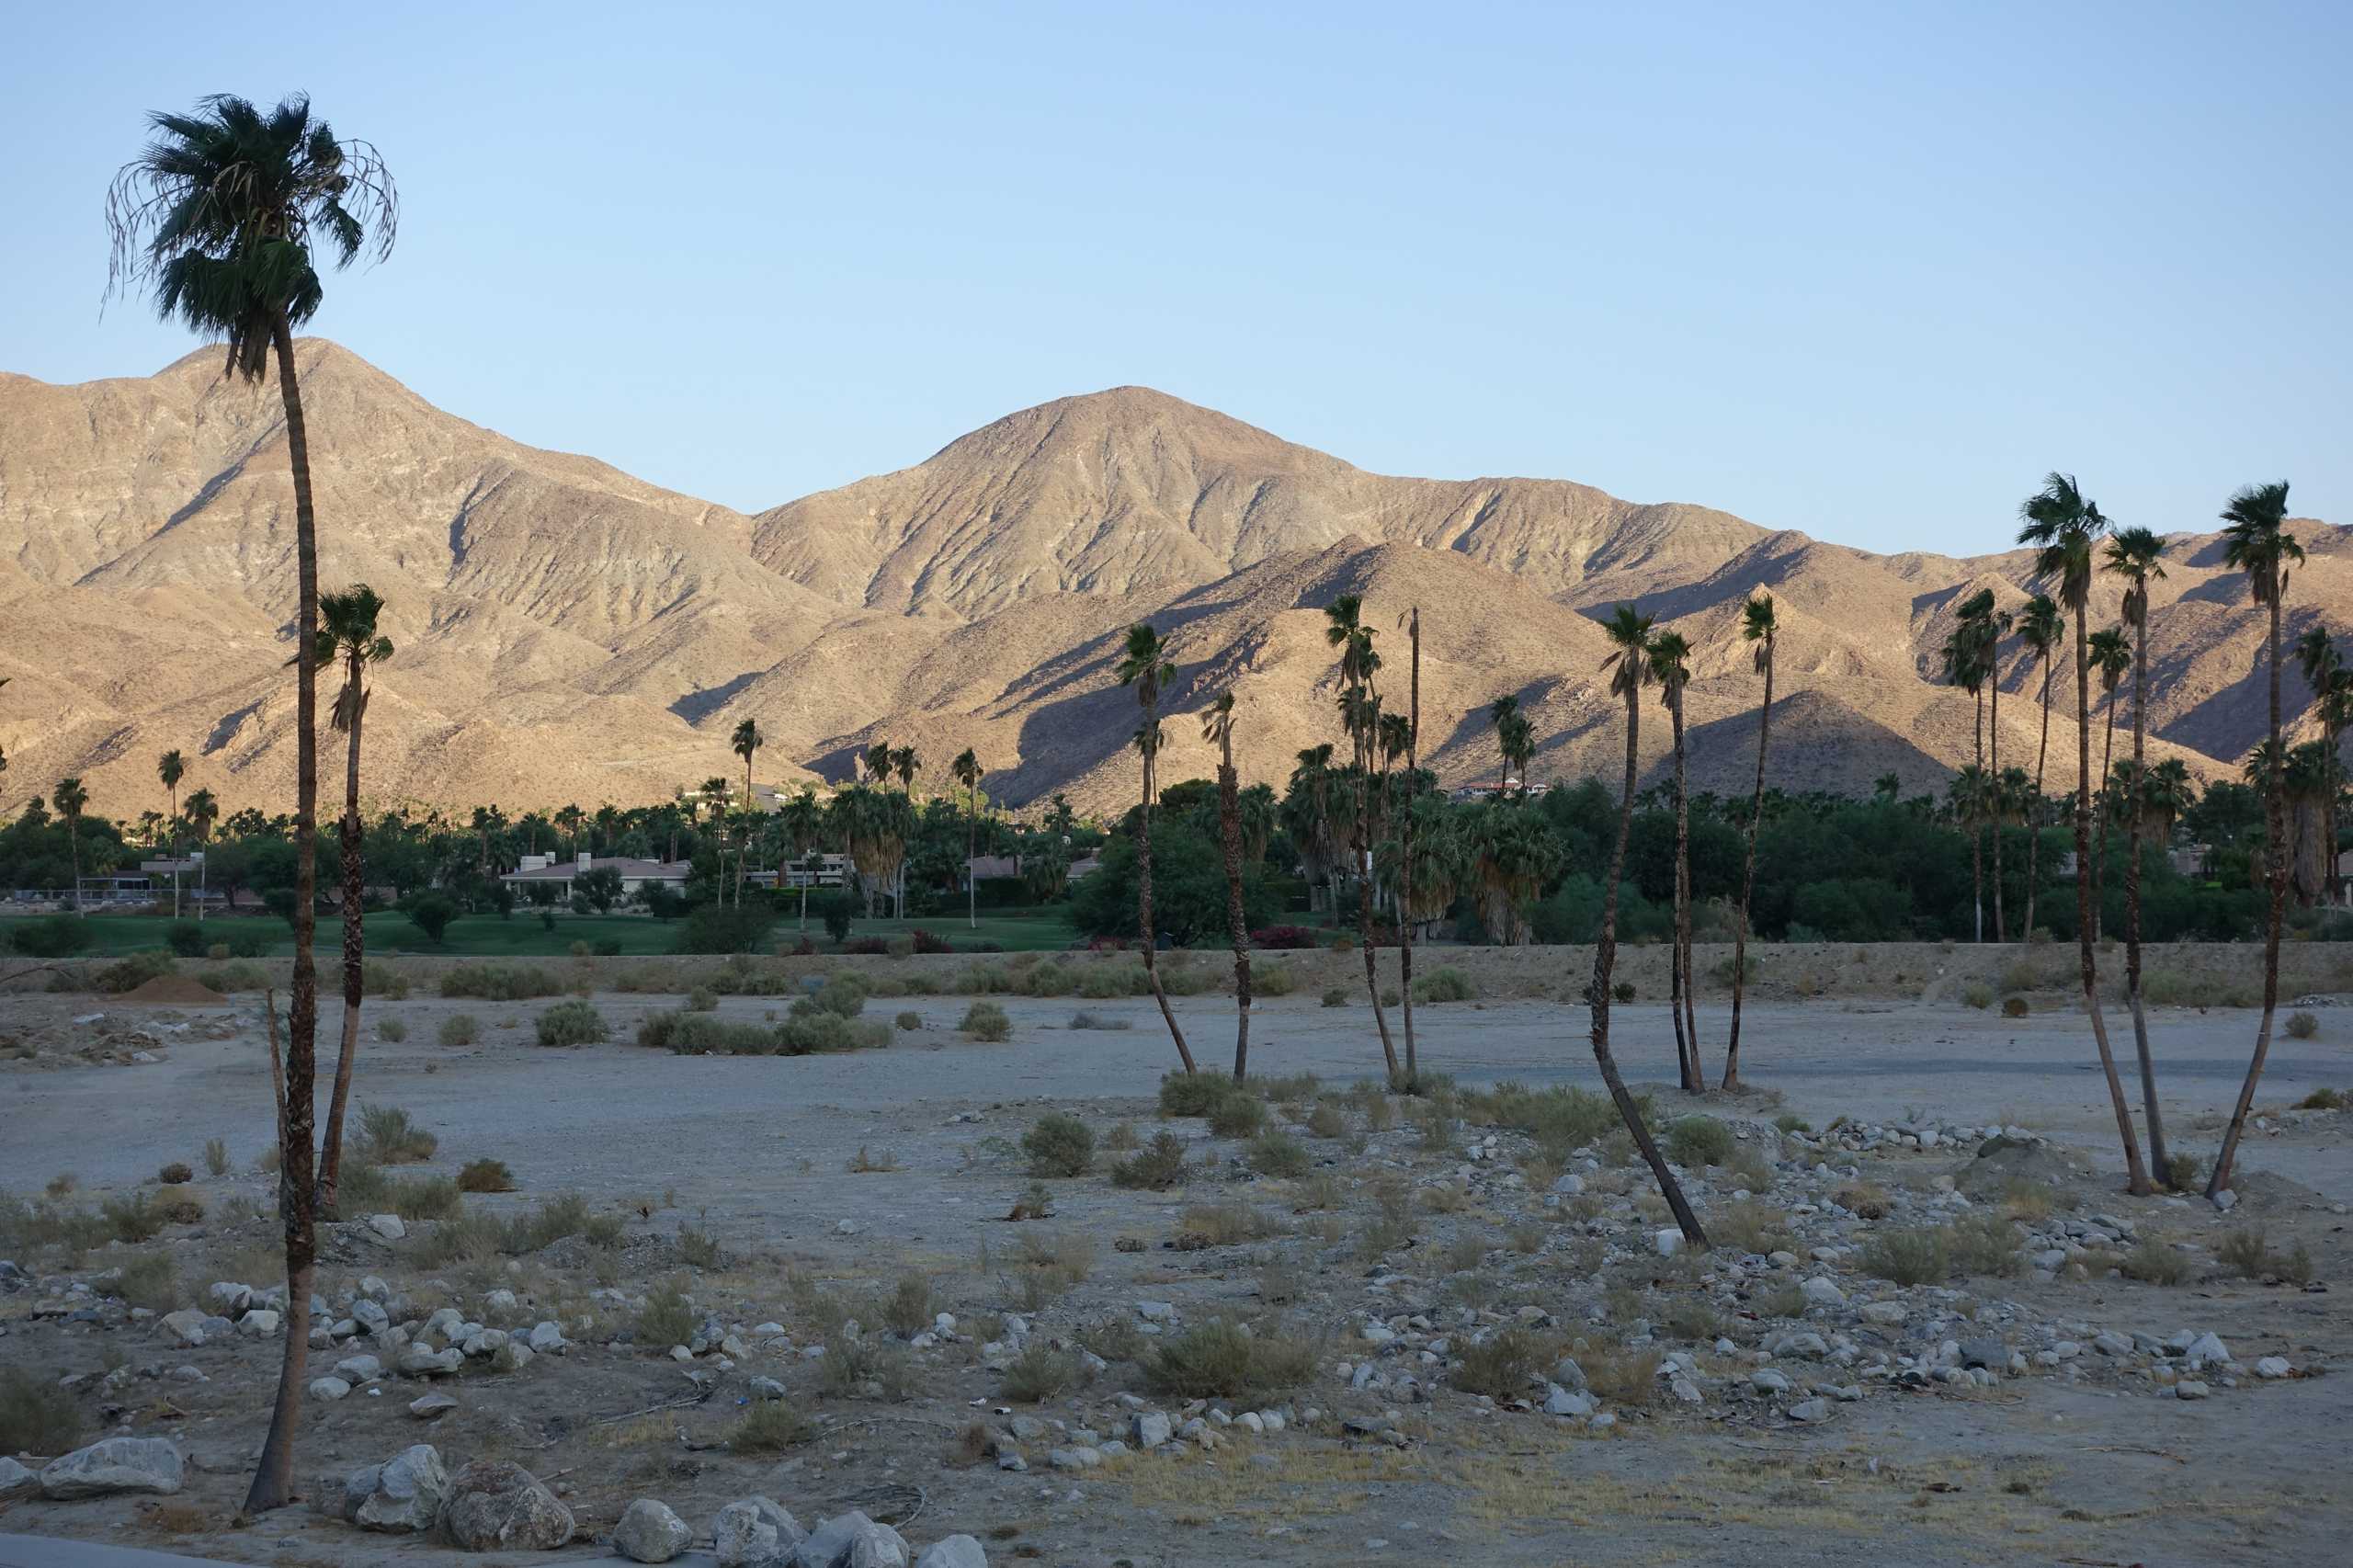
left=2, top=941, right=2347, bottom=1566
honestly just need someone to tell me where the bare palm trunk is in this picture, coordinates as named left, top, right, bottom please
left=1137, top=727, right=1197, bottom=1074
left=247, top=319, right=321, bottom=1515
left=1591, top=687, right=1706, bottom=1244
left=2071, top=608, right=2151, bottom=1196
left=2027, top=659, right=2052, bottom=938
left=2211, top=598, right=2288, bottom=1197
left=2094, top=686, right=2117, bottom=940
left=1972, top=687, right=1984, bottom=941
left=1722, top=639, right=1772, bottom=1089
left=1991, top=667, right=2006, bottom=943
left=967, top=790, right=978, bottom=929
left=1399, top=608, right=1420, bottom=1086
left=1216, top=735, right=1254, bottom=1080
left=1358, top=771, right=1399, bottom=1082
left=316, top=658, right=364, bottom=1213
left=1671, top=695, right=1699, bottom=1091
left=2124, top=619, right=2167, bottom=1181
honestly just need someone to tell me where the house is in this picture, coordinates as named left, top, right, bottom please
left=502, top=851, right=689, bottom=900
left=750, top=853, right=853, bottom=890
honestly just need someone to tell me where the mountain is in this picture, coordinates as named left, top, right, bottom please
left=0, top=342, right=2332, bottom=820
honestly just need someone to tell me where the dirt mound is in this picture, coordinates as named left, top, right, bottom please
left=1953, top=1136, right=2086, bottom=1200
left=117, top=973, right=226, bottom=1005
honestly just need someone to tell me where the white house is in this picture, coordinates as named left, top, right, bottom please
left=502, top=851, right=689, bottom=900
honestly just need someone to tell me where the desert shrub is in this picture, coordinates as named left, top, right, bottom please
left=1075, top=963, right=1146, bottom=1000
left=534, top=998, right=608, bottom=1047
left=1946, top=1212, right=2021, bottom=1278
left=1248, top=1130, right=1312, bottom=1177
left=1176, top=1202, right=1284, bottom=1247
left=894, top=1009, right=923, bottom=1030
left=1068, top=1010, right=1131, bottom=1030
left=1664, top=1116, right=1733, bottom=1168
left=439, top=962, right=562, bottom=1001
left=777, top=1011, right=891, bottom=1053
left=1711, top=1199, right=1794, bottom=1255
left=1320, top=986, right=1348, bottom=1007
left=636, top=1281, right=697, bottom=1350
left=1143, top=1319, right=1317, bottom=1399
left=1833, top=1180, right=1891, bottom=1219
left=960, top=1001, right=1012, bottom=1041
left=358, top=1104, right=438, bottom=1165
left=881, top=1272, right=935, bottom=1336
left=205, top=960, right=269, bottom=992
left=1250, top=925, right=1317, bottom=949
left=911, top=926, right=955, bottom=955
left=202, top=1137, right=231, bottom=1177
left=0, top=1365, right=85, bottom=1453
left=820, top=1337, right=915, bottom=1400
left=1159, top=1071, right=1240, bottom=1117
left=1611, top=980, right=1636, bottom=1003
left=1019, top=961, right=1074, bottom=998
left=1861, top=1226, right=1949, bottom=1285
left=1207, top=1092, right=1268, bottom=1139
left=335, top=1162, right=390, bottom=1212
left=2120, top=1237, right=2190, bottom=1285
left=638, top=1010, right=775, bottom=1054
left=386, top=1176, right=462, bottom=1221
left=362, top=960, right=412, bottom=1000
left=157, top=1162, right=192, bottom=1185
left=438, top=1013, right=482, bottom=1047
left=458, top=1158, right=516, bottom=1192
left=2217, top=1225, right=2311, bottom=1282
left=1110, top=1131, right=1189, bottom=1190
left=100, top=1253, right=180, bottom=1312
left=1580, top=1345, right=1662, bottom=1407
left=9, top=915, right=92, bottom=959
left=375, top=1015, right=408, bottom=1042
left=98, top=1193, right=165, bottom=1243
left=1710, top=953, right=1762, bottom=985
left=1961, top=983, right=1993, bottom=1009
left=153, top=1187, right=204, bottom=1225
left=1449, top=1326, right=1548, bottom=1398
left=687, top=985, right=719, bottom=1012
left=1023, top=1112, right=1095, bottom=1176
left=92, top=951, right=178, bottom=993
left=1773, top=1113, right=1811, bottom=1134
left=1251, top=963, right=1295, bottom=997
left=1411, top=966, right=1476, bottom=1004
left=1462, top=1081, right=1620, bottom=1155
left=2285, top=1009, right=2320, bottom=1040
left=2001, top=995, right=2029, bottom=1017
left=1000, top=1345, right=1083, bottom=1403
left=793, top=974, right=870, bottom=1019
left=1159, top=962, right=1214, bottom=997
left=957, top=961, right=1015, bottom=995
left=732, top=1401, right=813, bottom=1451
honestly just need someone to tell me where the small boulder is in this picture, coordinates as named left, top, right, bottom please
left=310, top=1376, right=352, bottom=1401
left=2256, top=1356, right=2292, bottom=1380
left=1800, top=1277, right=1845, bottom=1308
left=238, top=1308, right=283, bottom=1337
left=914, top=1537, right=989, bottom=1568
left=1131, top=1410, right=1173, bottom=1448
left=342, top=1444, right=448, bottom=1533
left=716, top=1494, right=806, bottom=1566
left=336, top=1353, right=384, bottom=1382
left=792, top=1509, right=910, bottom=1568
left=1787, top=1398, right=1832, bottom=1424
left=161, top=1307, right=210, bottom=1346
left=40, top=1437, right=185, bottom=1499
left=438, top=1460, right=574, bottom=1551
left=367, top=1213, right=406, bottom=1241
left=410, top=1392, right=460, bottom=1420
left=615, top=1497, right=694, bottom=1562
left=0, top=1456, right=40, bottom=1502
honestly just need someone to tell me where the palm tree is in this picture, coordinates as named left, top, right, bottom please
left=780, top=785, right=822, bottom=929
left=2018, top=472, right=2151, bottom=1196
left=2087, top=625, right=2131, bottom=937
left=1115, top=622, right=1197, bottom=1075
left=2294, top=624, right=2343, bottom=902
left=2108, top=517, right=2174, bottom=1176
left=107, top=95, right=394, bottom=1507
left=1872, top=770, right=1901, bottom=805
left=555, top=803, right=585, bottom=857
left=1200, top=694, right=1255, bottom=1079
left=1590, top=605, right=1707, bottom=1245
left=2211, top=482, right=2303, bottom=1199
left=1722, top=593, right=1775, bottom=1090
left=157, top=749, right=185, bottom=918
left=730, top=720, right=763, bottom=907
left=1488, top=693, right=1520, bottom=794
left=1324, top=595, right=1399, bottom=1079
left=1985, top=602, right=2014, bottom=941
left=1940, top=597, right=1994, bottom=939
left=1646, top=629, right=1701, bottom=1093
left=863, top=743, right=893, bottom=787
left=184, top=787, right=219, bottom=913
left=952, top=748, right=983, bottom=929
left=1283, top=744, right=1340, bottom=913
left=54, top=777, right=89, bottom=899
left=1396, top=606, right=1424, bottom=1087
left=312, top=585, right=392, bottom=1215
left=2014, top=594, right=2063, bottom=939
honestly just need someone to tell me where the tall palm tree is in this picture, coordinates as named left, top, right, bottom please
left=1722, top=593, right=1775, bottom=1090
left=1985, top=602, right=2014, bottom=941
left=55, top=777, right=89, bottom=899
left=106, top=95, right=394, bottom=1509
left=1646, top=629, right=1701, bottom=1093
left=1488, top=693, right=1520, bottom=794
left=1115, top=622, right=1197, bottom=1075
left=2014, top=594, right=2063, bottom=939
left=1396, top=606, right=1424, bottom=1087
left=184, top=786, right=218, bottom=914
left=1590, top=605, right=1707, bottom=1244
left=2087, top=625, right=2131, bottom=937
left=1324, top=595, right=1399, bottom=1079
left=780, top=785, right=822, bottom=929
left=1200, top=693, right=1255, bottom=1079
left=555, top=803, right=585, bottom=857
left=1940, top=596, right=1995, bottom=939
left=951, top=748, right=983, bottom=929
left=730, top=720, right=763, bottom=907
left=863, top=743, right=892, bottom=787
left=312, top=585, right=391, bottom=1214
left=157, top=749, right=185, bottom=918
left=2293, top=624, right=2343, bottom=902
left=2210, top=482, right=2302, bottom=1199
left=2019, top=472, right=2150, bottom=1196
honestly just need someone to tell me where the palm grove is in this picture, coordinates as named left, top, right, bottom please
left=0, top=89, right=2320, bottom=1515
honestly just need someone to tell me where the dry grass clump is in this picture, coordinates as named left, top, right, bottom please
left=1000, top=1345, right=1083, bottom=1403
left=1579, top=1344, right=1661, bottom=1406
left=534, top=998, right=610, bottom=1047
left=2000, top=1179, right=2053, bottom=1221
left=1460, top=1081, right=1620, bottom=1158
left=1110, top=1131, right=1189, bottom=1191
left=1833, top=1180, right=1891, bottom=1219
left=156, top=1162, right=193, bottom=1185
left=375, top=1016, right=408, bottom=1042
left=678, top=1225, right=724, bottom=1268
left=202, top=1138, right=231, bottom=1177
left=1176, top=1202, right=1285, bottom=1248
left=100, top=1252, right=180, bottom=1312
left=635, top=1281, right=697, bottom=1350
left=1710, top=1199, right=1794, bottom=1256
left=1860, top=1226, right=1949, bottom=1286
left=1664, top=1116, right=1734, bottom=1167
left=2285, top=1009, right=2320, bottom=1040
left=881, top=1271, right=935, bottom=1336
left=2217, top=1225, right=2314, bottom=1283
left=2120, top=1237, right=2191, bottom=1286
left=358, top=1104, right=438, bottom=1165
left=440, top=962, right=563, bottom=1001
left=1249, top=1130, right=1313, bottom=1177
left=820, top=1337, right=915, bottom=1400
left=732, top=1400, right=814, bottom=1451
left=1206, top=1093, right=1268, bottom=1140
left=0, top=1365, right=84, bottom=1453
left=1142, top=1319, right=1318, bottom=1400
left=1450, top=1326, right=1549, bottom=1398
left=438, top=1013, right=482, bottom=1047
left=457, top=1158, right=516, bottom=1193
left=1023, top=1113, right=1095, bottom=1176
left=1946, top=1211, right=2021, bottom=1278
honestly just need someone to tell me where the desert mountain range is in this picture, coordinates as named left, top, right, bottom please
left=1, top=341, right=2340, bottom=821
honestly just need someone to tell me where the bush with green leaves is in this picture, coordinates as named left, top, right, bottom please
left=960, top=1001, right=1012, bottom=1041
left=1207, top=1092, right=1268, bottom=1139
left=1110, top=1131, right=1189, bottom=1190
left=894, top=1009, right=923, bottom=1030
left=534, top=998, right=610, bottom=1047
left=438, top=1013, right=482, bottom=1047
left=1251, top=964, right=1295, bottom=997
left=1248, top=1130, right=1312, bottom=1176
left=1449, top=1326, right=1547, bottom=1398
left=1158, top=1070, right=1240, bottom=1117
left=0, top=1365, right=85, bottom=1454
left=1142, top=1318, right=1317, bottom=1400
left=1023, top=1112, right=1095, bottom=1176
left=362, top=959, right=412, bottom=1000
left=458, top=1158, right=516, bottom=1192
left=635, top=1281, right=697, bottom=1351
left=1321, top=986, right=1349, bottom=1007
left=793, top=974, right=870, bottom=1019
left=1410, top=966, right=1475, bottom=1004
left=440, top=962, right=562, bottom=1001
left=359, top=1104, right=438, bottom=1165
left=639, top=1008, right=776, bottom=1054
left=2286, top=1009, right=2320, bottom=1040
left=1860, top=1226, right=1949, bottom=1285
left=374, top=1014, right=408, bottom=1042
left=1000, top=1345, right=1084, bottom=1403
left=777, top=1010, right=892, bottom=1054
left=1664, top=1116, right=1734, bottom=1168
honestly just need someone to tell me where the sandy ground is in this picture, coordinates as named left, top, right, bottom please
left=4, top=949, right=2349, bottom=1567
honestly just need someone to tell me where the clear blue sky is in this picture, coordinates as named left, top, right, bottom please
left=7, top=2, right=2347, bottom=554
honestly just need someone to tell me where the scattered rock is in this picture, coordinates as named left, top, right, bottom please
left=0, top=1457, right=39, bottom=1502
left=438, top=1460, right=575, bottom=1551
left=310, top=1376, right=352, bottom=1401
left=40, top=1437, right=186, bottom=1499
left=2256, top=1356, right=2292, bottom=1380
left=615, top=1497, right=694, bottom=1562
left=914, top=1537, right=989, bottom=1568
left=1787, top=1398, right=1831, bottom=1424
left=792, top=1508, right=911, bottom=1568
left=717, top=1494, right=807, bottom=1566
left=336, top=1444, right=448, bottom=1533
left=410, top=1392, right=460, bottom=1420
left=367, top=1213, right=406, bottom=1241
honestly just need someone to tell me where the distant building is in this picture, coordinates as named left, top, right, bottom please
left=502, top=851, right=689, bottom=899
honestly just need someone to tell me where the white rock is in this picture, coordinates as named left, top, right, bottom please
left=310, top=1376, right=352, bottom=1401
left=615, top=1497, right=694, bottom=1562
left=342, top=1444, right=448, bottom=1532
left=914, top=1536, right=989, bottom=1568
left=367, top=1213, right=405, bottom=1241
left=40, top=1437, right=185, bottom=1499
left=1654, top=1229, right=1686, bottom=1257
left=238, top=1308, right=282, bottom=1337
left=2255, top=1356, right=2292, bottom=1380
left=716, top=1494, right=806, bottom=1566
left=2174, top=1380, right=2211, bottom=1400
left=1801, top=1277, right=1846, bottom=1308
left=0, top=1457, right=40, bottom=1502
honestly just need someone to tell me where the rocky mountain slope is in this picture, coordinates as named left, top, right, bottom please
left=0, top=342, right=2333, bottom=818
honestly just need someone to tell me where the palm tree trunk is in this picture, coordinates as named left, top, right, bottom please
left=1722, top=641, right=1771, bottom=1089
left=2071, top=609, right=2151, bottom=1196
left=247, top=317, right=320, bottom=1515
left=1991, top=667, right=2006, bottom=943
left=1972, top=687, right=1984, bottom=941
left=2125, top=620, right=2167, bottom=1181
left=1673, top=697, right=1699, bottom=1091
left=1216, top=737, right=1253, bottom=1081
left=1399, top=608, right=1420, bottom=1086
left=1358, top=777, right=1399, bottom=1080
left=1137, top=726, right=1197, bottom=1074
left=2211, top=597, right=2289, bottom=1196
left=317, top=659, right=365, bottom=1213
left=1591, top=687, right=1707, bottom=1244
left=2094, top=687, right=2117, bottom=939
left=967, top=789, right=978, bottom=929
left=2028, top=661, right=2051, bottom=938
